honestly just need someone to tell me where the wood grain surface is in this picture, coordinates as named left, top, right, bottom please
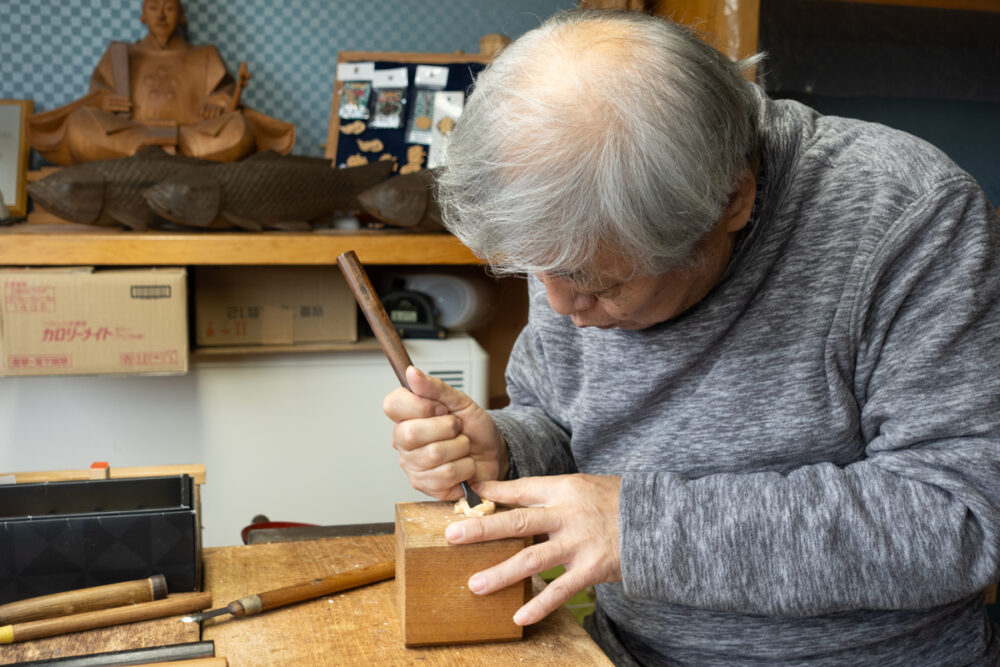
left=396, top=501, right=528, bottom=646
left=202, top=535, right=611, bottom=666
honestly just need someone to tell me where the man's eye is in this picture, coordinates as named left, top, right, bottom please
left=589, top=284, right=621, bottom=298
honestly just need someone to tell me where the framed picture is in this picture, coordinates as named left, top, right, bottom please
left=0, top=100, right=33, bottom=219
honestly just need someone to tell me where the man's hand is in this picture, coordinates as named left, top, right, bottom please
left=383, top=366, right=507, bottom=500
left=445, top=474, right=622, bottom=625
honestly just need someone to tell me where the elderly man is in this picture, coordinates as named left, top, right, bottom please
left=29, top=0, right=293, bottom=164
left=384, top=10, right=1000, bottom=665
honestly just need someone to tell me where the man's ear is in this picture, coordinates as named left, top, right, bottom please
left=721, top=168, right=757, bottom=233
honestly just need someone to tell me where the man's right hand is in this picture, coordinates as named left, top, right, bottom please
left=100, top=95, right=132, bottom=113
left=383, top=366, right=508, bottom=500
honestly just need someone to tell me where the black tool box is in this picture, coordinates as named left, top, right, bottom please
left=0, top=475, right=200, bottom=604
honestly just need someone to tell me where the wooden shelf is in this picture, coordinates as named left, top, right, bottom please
left=0, top=224, right=482, bottom=266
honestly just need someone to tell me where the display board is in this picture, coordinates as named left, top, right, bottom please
left=325, top=51, right=490, bottom=172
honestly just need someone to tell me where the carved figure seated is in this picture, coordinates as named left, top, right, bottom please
left=29, top=0, right=294, bottom=165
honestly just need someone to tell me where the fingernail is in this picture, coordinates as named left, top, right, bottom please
left=468, top=574, right=486, bottom=593
left=513, top=607, right=530, bottom=625
left=445, top=523, right=464, bottom=541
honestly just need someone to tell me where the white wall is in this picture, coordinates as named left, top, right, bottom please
left=0, top=336, right=487, bottom=547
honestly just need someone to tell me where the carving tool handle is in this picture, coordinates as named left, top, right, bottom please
left=336, top=250, right=482, bottom=506
left=337, top=250, right=413, bottom=389
left=1, top=592, right=212, bottom=644
left=228, top=560, right=395, bottom=617
left=0, top=575, right=167, bottom=625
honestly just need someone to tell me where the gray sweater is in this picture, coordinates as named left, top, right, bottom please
left=490, top=91, right=1000, bottom=666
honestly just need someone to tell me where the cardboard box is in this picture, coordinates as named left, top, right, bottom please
left=195, top=266, right=357, bottom=346
left=0, top=267, right=188, bottom=376
left=0, top=475, right=201, bottom=604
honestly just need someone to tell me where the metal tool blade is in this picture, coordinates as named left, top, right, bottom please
left=180, top=607, right=231, bottom=624
left=462, top=481, right=483, bottom=507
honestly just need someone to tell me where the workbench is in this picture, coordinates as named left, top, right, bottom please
left=0, top=534, right=611, bottom=666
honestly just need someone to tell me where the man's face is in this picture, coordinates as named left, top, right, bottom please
left=142, top=0, right=180, bottom=46
left=535, top=220, right=739, bottom=330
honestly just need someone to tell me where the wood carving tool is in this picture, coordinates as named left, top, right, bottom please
left=0, top=575, right=167, bottom=625
left=0, top=592, right=212, bottom=644
left=180, top=559, right=394, bottom=624
left=336, top=249, right=484, bottom=507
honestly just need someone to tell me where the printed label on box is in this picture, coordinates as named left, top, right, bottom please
left=3, top=280, right=57, bottom=314
left=7, top=354, right=71, bottom=370
left=120, top=349, right=181, bottom=367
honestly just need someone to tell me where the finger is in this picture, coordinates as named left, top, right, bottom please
left=476, top=476, right=565, bottom=508
left=383, top=386, right=449, bottom=423
left=400, top=435, right=470, bottom=470
left=466, top=541, right=563, bottom=596
left=444, top=505, right=557, bottom=544
left=404, top=459, right=476, bottom=500
left=406, top=366, right=476, bottom=414
left=512, top=568, right=589, bottom=626
left=392, top=415, right=462, bottom=453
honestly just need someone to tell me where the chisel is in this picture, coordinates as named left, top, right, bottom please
left=336, top=249, right=484, bottom=507
left=180, top=560, right=395, bottom=624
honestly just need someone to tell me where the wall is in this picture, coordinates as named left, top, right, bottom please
left=759, top=0, right=1000, bottom=205
left=0, top=0, right=575, bottom=160
left=0, top=337, right=489, bottom=547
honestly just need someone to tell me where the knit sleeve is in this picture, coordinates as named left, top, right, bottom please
left=620, top=178, right=1000, bottom=616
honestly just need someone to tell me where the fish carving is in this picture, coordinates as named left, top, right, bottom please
left=27, top=147, right=209, bottom=230
left=144, top=153, right=396, bottom=231
left=357, top=168, right=444, bottom=231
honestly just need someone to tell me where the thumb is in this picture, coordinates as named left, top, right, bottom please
left=405, top=365, right=472, bottom=414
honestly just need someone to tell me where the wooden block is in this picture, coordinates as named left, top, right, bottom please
left=395, top=501, right=530, bottom=646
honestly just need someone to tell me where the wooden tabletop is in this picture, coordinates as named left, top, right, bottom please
left=202, top=534, right=611, bottom=666
left=1, top=535, right=610, bottom=666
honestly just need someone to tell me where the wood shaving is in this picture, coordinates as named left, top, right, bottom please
left=453, top=497, right=496, bottom=517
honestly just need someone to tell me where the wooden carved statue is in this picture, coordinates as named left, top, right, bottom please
left=28, top=0, right=294, bottom=165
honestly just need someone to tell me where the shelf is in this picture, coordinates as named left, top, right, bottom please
left=0, top=224, right=483, bottom=266
left=192, top=338, right=384, bottom=357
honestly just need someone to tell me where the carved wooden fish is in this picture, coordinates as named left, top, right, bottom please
left=356, top=168, right=445, bottom=232
left=26, top=147, right=209, bottom=230
left=143, top=153, right=396, bottom=231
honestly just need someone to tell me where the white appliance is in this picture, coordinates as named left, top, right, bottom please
left=0, top=335, right=488, bottom=547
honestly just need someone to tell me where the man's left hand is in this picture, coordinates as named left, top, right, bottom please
left=444, top=474, right=621, bottom=625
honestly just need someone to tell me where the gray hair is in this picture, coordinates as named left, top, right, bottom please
left=437, top=9, right=762, bottom=280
